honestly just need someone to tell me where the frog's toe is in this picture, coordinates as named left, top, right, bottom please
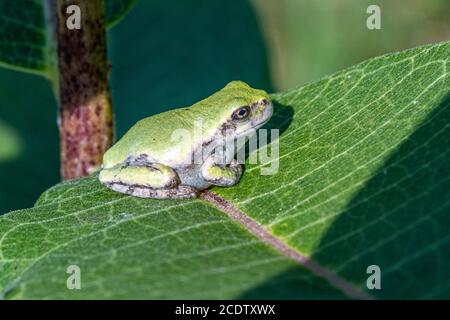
left=137, top=185, right=198, bottom=199
left=106, top=183, right=198, bottom=199
left=168, top=185, right=199, bottom=199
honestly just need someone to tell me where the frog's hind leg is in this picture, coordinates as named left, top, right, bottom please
left=99, top=163, right=198, bottom=199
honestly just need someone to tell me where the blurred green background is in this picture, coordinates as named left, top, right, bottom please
left=0, top=0, right=449, bottom=213
left=253, top=0, right=450, bottom=90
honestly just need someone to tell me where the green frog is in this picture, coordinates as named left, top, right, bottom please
left=99, top=81, right=273, bottom=199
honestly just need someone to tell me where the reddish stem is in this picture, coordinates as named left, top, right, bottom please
left=55, top=0, right=114, bottom=180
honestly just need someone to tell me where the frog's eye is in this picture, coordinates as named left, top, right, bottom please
left=232, top=106, right=250, bottom=121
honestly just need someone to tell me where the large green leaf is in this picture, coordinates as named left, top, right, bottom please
left=0, top=175, right=344, bottom=299
left=1, top=41, right=448, bottom=299
left=0, top=0, right=138, bottom=74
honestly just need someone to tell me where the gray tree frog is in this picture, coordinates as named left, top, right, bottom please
left=99, top=81, right=273, bottom=199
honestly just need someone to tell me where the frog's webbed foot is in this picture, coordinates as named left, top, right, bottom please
left=201, top=158, right=243, bottom=187
left=99, top=163, right=198, bottom=199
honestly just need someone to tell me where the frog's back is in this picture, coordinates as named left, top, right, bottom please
left=102, top=81, right=265, bottom=168
left=102, top=108, right=202, bottom=168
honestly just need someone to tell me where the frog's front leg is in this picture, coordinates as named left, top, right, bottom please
left=99, top=163, right=197, bottom=199
left=200, top=155, right=243, bottom=187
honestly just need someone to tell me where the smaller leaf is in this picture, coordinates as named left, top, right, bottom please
left=105, top=0, right=139, bottom=29
left=0, top=0, right=138, bottom=75
left=0, top=0, right=47, bottom=73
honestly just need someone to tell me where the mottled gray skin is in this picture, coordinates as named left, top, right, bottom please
left=99, top=81, right=273, bottom=199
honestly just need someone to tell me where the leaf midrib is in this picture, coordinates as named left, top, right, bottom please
left=200, top=190, right=374, bottom=300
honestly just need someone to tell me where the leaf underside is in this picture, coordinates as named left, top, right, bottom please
left=0, top=42, right=449, bottom=299
left=0, top=0, right=138, bottom=75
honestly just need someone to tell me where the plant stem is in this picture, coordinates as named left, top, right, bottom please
left=54, top=0, right=114, bottom=180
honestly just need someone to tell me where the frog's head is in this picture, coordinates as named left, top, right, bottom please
left=209, top=81, right=273, bottom=138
